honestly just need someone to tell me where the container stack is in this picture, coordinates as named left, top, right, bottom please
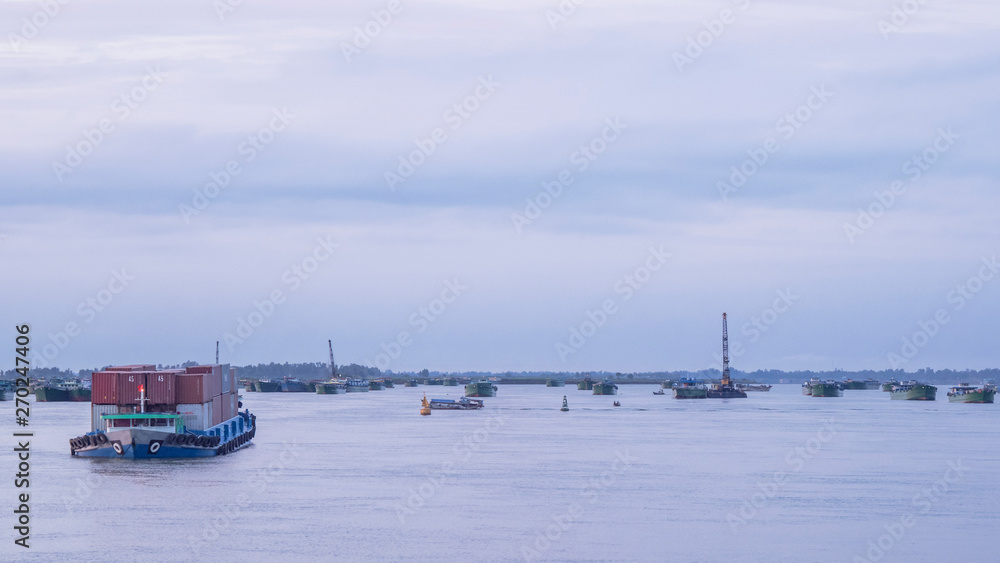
left=90, top=364, right=239, bottom=432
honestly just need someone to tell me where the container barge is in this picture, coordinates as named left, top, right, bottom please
left=69, top=364, right=255, bottom=458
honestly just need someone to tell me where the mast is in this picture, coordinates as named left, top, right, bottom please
left=722, top=312, right=730, bottom=386
left=215, top=341, right=219, bottom=364
left=328, top=340, right=337, bottom=379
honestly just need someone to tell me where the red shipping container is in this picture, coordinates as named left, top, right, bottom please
left=176, top=374, right=214, bottom=404
left=212, top=395, right=223, bottom=426
left=105, top=365, right=156, bottom=372
left=142, top=371, right=176, bottom=405
left=185, top=365, right=214, bottom=375
left=117, top=372, right=145, bottom=406
left=91, top=372, right=119, bottom=405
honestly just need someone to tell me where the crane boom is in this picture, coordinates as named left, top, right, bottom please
left=722, top=313, right=730, bottom=385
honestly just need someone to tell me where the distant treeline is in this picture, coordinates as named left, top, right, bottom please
left=4, top=365, right=998, bottom=385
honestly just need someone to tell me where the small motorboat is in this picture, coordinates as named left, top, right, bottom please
left=612, top=401, right=621, bottom=407
left=652, top=390, right=665, bottom=395
left=429, top=397, right=485, bottom=410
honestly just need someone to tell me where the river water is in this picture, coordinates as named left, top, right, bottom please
left=10, top=383, right=999, bottom=562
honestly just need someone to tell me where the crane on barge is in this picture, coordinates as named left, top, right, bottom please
left=707, top=312, right=747, bottom=399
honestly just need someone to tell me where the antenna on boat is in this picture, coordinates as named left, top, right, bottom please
left=216, top=341, right=219, bottom=364
left=722, top=313, right=730, bottom=386
left=329, top=339, right=337, bottom=378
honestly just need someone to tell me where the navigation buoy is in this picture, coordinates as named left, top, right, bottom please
left=560, top=396, right=569, bottom=412
left=420, top=394, right=431, bottom=416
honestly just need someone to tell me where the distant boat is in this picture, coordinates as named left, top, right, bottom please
left=345, top=377, right=369, bottom=393
left=280, top=377, right=310, bottom=392
left=809, top=381, right=843, bottom=397
left=576, top=377, right=595, bottom=391
left=673, top=378, right=707, bottom=399
left=660, top=380, right=674, bottom=389
left=652, top=389, right=665, bottom=395
left=947, top=383, right=994, bottom=404
left=802, top=378, right=820, bottom=396
left=881, top=378, right=898, bottom=392
left=465, top=380, right=497, bottom=397
left=889, top=381, right=936, bottom=401
left=316, top=381, right=347, bottom=394
left=442, top=377, right=458, bottom=386
left=369, top=379, right=384, bottom=391
left=254, top=379, right=282, bottom=392
left=742, top=384, right=772, bottom=392
left=705, top=313, right=746, bottom=399
left=592, top=381, right=618, bottom=395
left=404, top=379, right=419, bottom=387
left=35, top=379, right=91, bottom=402
left=546, top=379, right=566, bottom=387
left=429, top=397, right=484, bottom=410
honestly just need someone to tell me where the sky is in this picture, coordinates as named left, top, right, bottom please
left=1, top=0, right=998, bottom=373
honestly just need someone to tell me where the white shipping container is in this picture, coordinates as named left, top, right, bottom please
left=91, top=404, right=119, bottom=432
left=176, top=402, right=213, bottom=431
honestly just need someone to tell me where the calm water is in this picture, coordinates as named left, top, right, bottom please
left=11, top=384, right=999, bottom=562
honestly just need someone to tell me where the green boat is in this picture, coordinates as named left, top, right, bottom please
left=442, top=378, right=458, bottom=386
left=672, top=378, right=707, bottom=399
left=810, top=381, right=843, bottom=397
left=404, top=379, right=419, bottom=387
left=841, top=379, right=867, bottom=391
left=546, top=379, right=566, bottom=387
left=889, top=381, right=937, bottom=401
left=576, top=377, right=594, bottom=391
left=254, top=379, right=282, bottom=392
left=369, top=380, right=384, bottom=391
left=947, top=383, right=995, bottom=403
left=882, top=378, right=898, bottom=392
left=34, top=379, right=91, bottom=402
left=426, top=379, right=444, bottom=385
left=316, top=382, right=346, bottom=394
left=592, top=381, right=618, bottom=395
left=802, top=378, right=820, bottom=395
left=383, top=379, right=395, bottom=388
left=465, top=380, right=497, bottom=397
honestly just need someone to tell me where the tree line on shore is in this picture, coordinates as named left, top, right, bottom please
left=5, top=365, right=998, bottom=385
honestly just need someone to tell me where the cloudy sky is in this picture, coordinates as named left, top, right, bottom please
left=2, top=0, right=998, bottom=373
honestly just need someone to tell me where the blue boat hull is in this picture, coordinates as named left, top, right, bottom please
left=72, top=414, right=256, bottom=459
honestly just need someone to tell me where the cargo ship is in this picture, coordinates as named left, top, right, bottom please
left=346, top=377, right=370, bottom=392
left=546, top=379, right=566, bottom=387
left=889, top=381, right=937, bottom=401
left=442, top=377, right=458, bottom=386
left=592, top=381, right=618, bottom=395
left=383, top=379, right=395, bottom=388
left=70, top=364, right=255, bottom=458
left=465, top=380, right=497, bottom=397
left=576, top=377, right=594, bottom=391
left=34, top=378, right=91, bottom=402
left=742, top=384, right=772, bottom=392
left=809, top=381, right=843, bottom=397
left=881, top=378, right=898, bottom=392
left=254, top=379, right=282, bottom=392
left=426, top=378, right=444, bottom=385
left=672, top=378, right=707, bottom=399
left=429, top=397, right=484, bottom=410
left=404, top=379, right=419, bottom=387
left=369, top=379, right=384, bottom=391
left=802, top=378, right=820, bottom=396
left=947, top=383, right=995, bottom=403
left=280, top=377, right=310, bottom=392
left=706, top=313, right=747, bottom=399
